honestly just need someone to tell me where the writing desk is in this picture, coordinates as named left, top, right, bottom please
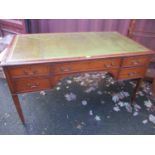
left=1, top=32, right=154, bottom=124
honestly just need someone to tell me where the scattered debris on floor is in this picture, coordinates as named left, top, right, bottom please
left=39, top=71, right=155, bottom=133
left=118, top=101, right=125, bottom=107
left=67, top=80, right=72, bottom=84
left=134, top=104, right=141, bottom=111
left=64, top=92, right=77, bottom=101
left=66, top=86, right=69, bottom=89
left=124, top=102, right=133, bottom=113
left=97, top=90, right=103, bottom=95
left=66, top=114, right=69, bottom=119
left=81, top=100, right=87, bottom=106
left=133, top=111, right=139, bottom=116
left=73, top=72, right=109, bottom=93
left=142, top=119, right=148, bottom=124
left=60, top=72, right=155, bottom=128
left=112, top=91, right=130, bottom=103
left=89, top=110, right=93, bottom=116
left=149, top=114, right=155, bottom=124
left=144, top=100, right=153, bottom=108
left=84, top=87, right=96, bottom=93
left=113, top=106, right=120, bottom=112
left=150, top=105, right=155, bottom=112
left=94, top=115, right=101, bottom=121
left=137, top=91, right=144, bottom=97
left=107, top=115, right=110, bottom=119
left=40, top=91, right=46, bottom=96
left=76, top=122, right=86, bottom=130
left=101, top=100, right=105, bottom=104
left=4, top=113, right=10, bottom=118
left=76, top=124, right=83, bottom=130
left=58, top=82, right=62, bottom=85
left=129, top=81, right=136, bottom=87
left=112, top=95, right=119, bottom=103
left=56, top=86, right=61, bottom=91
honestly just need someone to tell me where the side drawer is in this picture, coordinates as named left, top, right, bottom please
left=8, top=64, right=50, bottom=78
left=13, top=77, right=51, bottom=93
left=122, top=55, right=151, bottom=67
left=118, top=67, right=146, bottom=80
left=52, top=58, right=121, bottom=74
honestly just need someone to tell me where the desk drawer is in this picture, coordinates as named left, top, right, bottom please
left=52, top=58, right=121, bottom=74
left=122, top=56, right=151, bottom=67
left=118, top=67, right=146, bottom=80
left=14, top=77, right=51, bottom=93
left=9, top=64, right=50, bottom=78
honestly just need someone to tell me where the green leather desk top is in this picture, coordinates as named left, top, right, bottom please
left=6, top=32, right=150, bottom=64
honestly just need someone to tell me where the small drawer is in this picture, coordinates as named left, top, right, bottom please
left=122, top=56, right=151, bottom=67
left=52, top=58, right=121, bottom=74
left=14, top=77, right=51, bottom=93
left=118, top=67, right=146, bottom=80
left=8, top=64, right=50, bottom=78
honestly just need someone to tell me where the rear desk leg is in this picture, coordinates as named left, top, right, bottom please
left=131, top=78, right=143, bottom=104
left=12, top=94, right=25, bottom=124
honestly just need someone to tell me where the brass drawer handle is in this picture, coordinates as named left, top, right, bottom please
left=104, top=62, right=115, bottom=68
left=23, top=70, right=29, bottom=75
left=104, top=64, right=111, bottom=68
left=60, top=67, right=71, bottom=72
left=23, top=70, right=37, bottom=75
left=128, top=72, right=137, bottom=76
left=132, top=60, right=140, bottom=65
left=27, top=83, right=39, bottom=88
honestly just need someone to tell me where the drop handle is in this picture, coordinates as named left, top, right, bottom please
left=23, top=70, right=37, bottom=75
left=132, top=60, right=140, bottom=65
left=23, top=70, right=28, bottom=75
left=128, top=72, right=137, bottom=76
left=60, top=67, right=71, bottom=72
left=32, top=70, right=37, bottom=74
left=27, top=83, right=39, bottom=88
left=104, top=62, right=114, bottom=68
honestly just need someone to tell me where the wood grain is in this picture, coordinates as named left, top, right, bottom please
left=122, top=55, right=151, bottom=67
left=13, top=77, right=51, bottom=93
left=8, top=64, right=50, bottom=78
left=118, top=67, right=146, bottom=80
left=52, top=58, right=121, bottom=75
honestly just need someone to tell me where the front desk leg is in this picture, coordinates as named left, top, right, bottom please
left=131, top=78, right=143, bottom=104
left=11, top=94, right=25, bottom=124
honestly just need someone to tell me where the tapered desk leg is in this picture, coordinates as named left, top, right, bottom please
left=11, top=94, right=25, bottom=124
left=131, top=78, right=142, bottom=104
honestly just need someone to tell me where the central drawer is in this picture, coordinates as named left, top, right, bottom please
left=13, top=77, right=51, bottom=93
left=52, top=58, right=121, bottom=74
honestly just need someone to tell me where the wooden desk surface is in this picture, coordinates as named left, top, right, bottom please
left=3, top=32, right=151, bottom=65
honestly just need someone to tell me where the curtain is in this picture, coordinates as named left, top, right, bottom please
left=29, top=19, right=155, bottom=50
left=30, top=19, right=130, bottom=35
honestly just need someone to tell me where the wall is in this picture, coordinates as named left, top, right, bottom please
left=30, top=19, right=155, bottom=51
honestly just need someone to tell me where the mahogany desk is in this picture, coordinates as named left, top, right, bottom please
left=1, top=32, right=154, bottom=124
